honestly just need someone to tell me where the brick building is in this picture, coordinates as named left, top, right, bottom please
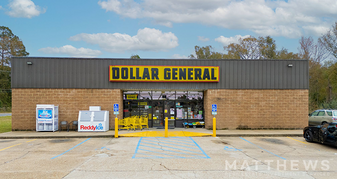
left=11, top=57, right=308, bottom=130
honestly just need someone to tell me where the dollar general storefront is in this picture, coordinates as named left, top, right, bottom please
left=11, top=57, right=309, bottom=130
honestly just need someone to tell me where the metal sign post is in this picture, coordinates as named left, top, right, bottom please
left=114, top=104, right=119, bottom=138
left=212, top=104, right=217, bottom=137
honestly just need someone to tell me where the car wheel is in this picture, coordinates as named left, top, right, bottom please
left=304, top=130, right=313, bottom=142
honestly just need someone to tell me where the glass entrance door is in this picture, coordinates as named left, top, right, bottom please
left=164, top=101, right=175, bottom=128
left=152, top=101, right=164, bottom=127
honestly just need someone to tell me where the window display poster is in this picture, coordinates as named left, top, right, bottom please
left=170, top=108, right=174, bottom=115
left=177, top=108, right=183, bottom=119
left=199, top=111, right=203, bottom=115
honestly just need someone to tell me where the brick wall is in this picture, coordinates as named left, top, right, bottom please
left=204, top=89, right=308, bottom=129
left=12, top=89, right=123, bottom=130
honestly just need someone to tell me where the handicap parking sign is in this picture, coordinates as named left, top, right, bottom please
left=114, top=104, right=119, bottom=114
left=114, top=104, right=119, bottom=111
left=212, top=104, right=217, bottom=115
left=212, top=104, right=217, bottom=112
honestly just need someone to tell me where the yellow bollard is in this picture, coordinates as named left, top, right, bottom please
left=165, top=117, right=168, bottom=137
left=212, top=117, right=216, bottom=137
left=115, top=117, right=118, bottom=138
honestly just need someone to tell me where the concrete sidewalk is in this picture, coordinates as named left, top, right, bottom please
left=0, top=128, right=303, bottom=139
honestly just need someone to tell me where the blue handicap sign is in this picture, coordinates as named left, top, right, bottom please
left=113, top=104, right=119, bottom=112
left=212, top=104, right=217, bottom=112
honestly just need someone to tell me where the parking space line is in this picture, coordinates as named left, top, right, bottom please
left=141, top=142, right=203, bottom=154
left=132, top=137, right=143, bottom=159
left=239, top=137, right=286, bottom=160
left=0, top=139, right=37, bottom=152
left=26, top=139, right=37, bottom=143
left=190, top=137, right=210, bottom=159
left=141, top=140, right=200, bottom=150
left=51, top=138, right=91, bottom=159
left=133, top=137, right=210, bottom=159
left=287, top=137, right=307, bottom=144
left=142, top=138, right=197, bottom=147
left=0, top=143, right=22, bottom=152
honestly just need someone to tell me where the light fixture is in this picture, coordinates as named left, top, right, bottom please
left=27, top=61, right=33, bottom=65
left=287, top=63, right=293, bottom=67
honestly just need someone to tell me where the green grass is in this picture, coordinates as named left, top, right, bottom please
left=0, top=116, right=11, bottom=133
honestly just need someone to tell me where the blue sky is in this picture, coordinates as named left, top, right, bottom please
left=1, top=0, right=336, bottom=59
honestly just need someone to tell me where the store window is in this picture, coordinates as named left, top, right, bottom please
left=123, top=90, right=204, bottom=128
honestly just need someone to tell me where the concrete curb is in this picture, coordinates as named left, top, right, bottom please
left=0, top=134, right=303, bottom=139
left=0, top=135, right=114, bottom=139
left=216, top=134, right=303, bottom=137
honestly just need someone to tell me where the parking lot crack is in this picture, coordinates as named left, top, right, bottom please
left=305, top=171, right=316, bottom=179
left=1, top=151, right=30, bottom=166
left=160, top=162, right=170, bottom=170
left=159, top=162, right=184, bottom=179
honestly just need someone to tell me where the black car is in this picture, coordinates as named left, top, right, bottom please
left=303, top=123, right=337, bottom=146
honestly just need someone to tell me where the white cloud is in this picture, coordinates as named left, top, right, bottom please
left=69, top=28, right=179, bottom=53
left=198, top=36, right=209, bottom=42
left=302, top=25, right=331, bottom=37
left=98, top=0, right=337, bottom=38
left=39, top=45, right=102, bottom=58
left=172, top=54, right=189, bottom=59
left=215, top=35, right=250, bottom=46
left=6, top=0, right=45, bottom=18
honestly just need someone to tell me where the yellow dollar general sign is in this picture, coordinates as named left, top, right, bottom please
left=109, top=65, right=219, bottom=82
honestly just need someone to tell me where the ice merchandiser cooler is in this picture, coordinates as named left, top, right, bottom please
left=36, top=104, right=58, bottom=132
left=78, top=110, right=109, bottom=132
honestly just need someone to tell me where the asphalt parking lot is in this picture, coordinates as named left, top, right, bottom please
left=0, top=136, right=336, bottom=179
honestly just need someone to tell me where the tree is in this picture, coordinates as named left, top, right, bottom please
left=0, top=26, right=29, bottom=108
left=130, top=54, right=140, bottom=59
left=189, top=45, right=225, bottom=59
left=259, top=36, right=277, bottom=59
left=225, top=36, right=263, bottom=59
left=319, top=22, right=337, bottom=60
left=299, top=36, right=329, bottom=63
left=0, top=26, right=29, bottom=67
left=0, top=66, right=11, bottom=108
left=224, top=36, right=299, bottom=60
left=275, top=48, right=301, bottom=59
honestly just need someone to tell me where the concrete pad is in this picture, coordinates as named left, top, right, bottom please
left=0, top=137, right=335, bottom=178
